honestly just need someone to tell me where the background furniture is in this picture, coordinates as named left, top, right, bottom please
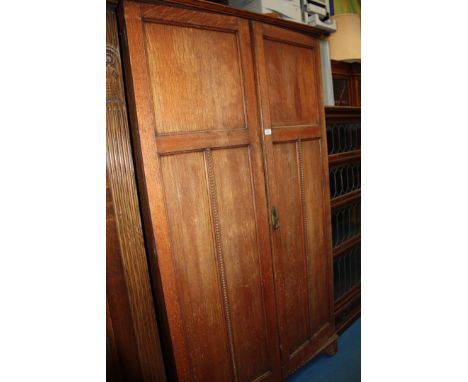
left=331, top=60, right=360, bottom=106
left=118, top=0, right=337, bottom=380
left=106, top=2, right=167, bottom=381
left=325, top=106, right=361, bottom=333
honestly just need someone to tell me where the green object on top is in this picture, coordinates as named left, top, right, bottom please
left=333, top=0, right=361, bottom=15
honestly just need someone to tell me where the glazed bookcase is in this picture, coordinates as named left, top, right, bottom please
left=325, top=106, right=361, bottom=333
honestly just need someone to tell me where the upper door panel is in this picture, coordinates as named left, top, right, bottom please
left=144, top=21, right=246, bottom=134
left=139, top=3, right=250, bottom=135
left=263, top=38, right=320, bottom=127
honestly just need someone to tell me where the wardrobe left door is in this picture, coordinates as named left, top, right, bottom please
left=121, top=2, right=281, bottom=381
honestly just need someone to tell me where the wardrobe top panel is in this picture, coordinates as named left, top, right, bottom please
left=143, top=21, right=246, bottom=134
left=133, top=0, right=329, bottom=38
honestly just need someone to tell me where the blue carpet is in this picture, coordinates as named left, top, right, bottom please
left=286, top=319, right=361, bottom=382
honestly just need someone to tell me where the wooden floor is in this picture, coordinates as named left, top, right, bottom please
left=287, top=318, right=361, bottom=382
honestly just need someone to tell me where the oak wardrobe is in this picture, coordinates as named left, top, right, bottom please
left=118, top=0, right=336, bottom=380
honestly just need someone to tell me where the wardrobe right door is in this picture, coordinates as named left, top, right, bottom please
left=252, top=22, right=336, bottom=376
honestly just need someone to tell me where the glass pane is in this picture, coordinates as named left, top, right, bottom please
left=333, top=77, right=350, bottom=106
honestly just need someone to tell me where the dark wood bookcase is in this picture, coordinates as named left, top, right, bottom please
left=331, top=60, right=361, bottom=107
left=325, top=106, right=361, bottom=333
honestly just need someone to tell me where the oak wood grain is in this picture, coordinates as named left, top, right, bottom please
left=106, top=7, right=166, bottom=381
left=119, top=2, right=336, bottom=380
left=107, top=177, right=143, bottom=382
left=144, top=20, right=246, bottom=134
left=155, top=129, right=249, bottom=155
left=252, top=21, right=335, bottom=377
left=212, top=147, right=272, bottom=381
left=273, top=142, right=311, bottom=355
left=120, top=3, right=192, bottom=378
left=121, top=2, right=282, bottom=380
left=137, top=0, right=328, bottom=37
left=271, top=125, right=321, bottom=143
left=302, top=140, right=332, bottom=334
left=161, top=151, right=233, bottom=381
left=141, top=2, right=239, bottom=30
left=263, top=38, right=320, bottom=127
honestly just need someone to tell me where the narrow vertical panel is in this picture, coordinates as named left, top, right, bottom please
left=273, top=142, right=311, bottom=356
left=204, top=148, right=238, bottom=381
left=107, top=6, right=166, bottom=381
left=106, top=177, right=142, bottom=381
left=252, top=21, right=336, bottom=375
left=301, top=140, right=331, bottom=332
left=160, top=152, right=233, bottom=382
left=212, top=147, right=271, bottom=381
